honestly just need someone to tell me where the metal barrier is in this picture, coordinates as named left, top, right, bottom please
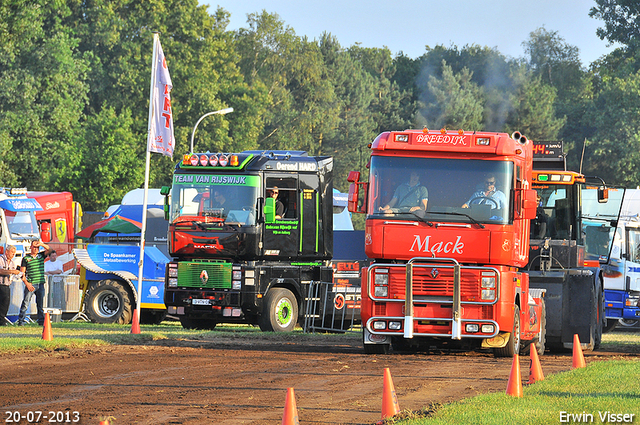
left=45, top=275, right=83, bottom=321
left=303, top=281, right=361, bottom=333
left=6, top=275, right=83, bottom=323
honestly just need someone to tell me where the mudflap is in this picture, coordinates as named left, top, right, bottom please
left=528, top=269, right=599, bottom=351
left=363, top=327, right=390, bottom=345
left=525, top=288, right=545, bottom=337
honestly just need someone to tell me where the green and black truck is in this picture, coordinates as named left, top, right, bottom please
left=163, top=150, right=335, bottom=331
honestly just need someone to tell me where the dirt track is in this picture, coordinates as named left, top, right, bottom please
left=0, top=332, right=637, bottom=425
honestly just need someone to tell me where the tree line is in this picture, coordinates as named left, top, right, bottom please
left=1, top=0, right=638, bottom=211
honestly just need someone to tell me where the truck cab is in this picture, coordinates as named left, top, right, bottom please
left=0, top=188, right=42, bottom=261
left=164, top=150, right=334, bottom=331
left=348, top=130, right=544, bottom=356
left=601, top=189, right=640, bottom=330
left=527, top=141, right=625, bottom=350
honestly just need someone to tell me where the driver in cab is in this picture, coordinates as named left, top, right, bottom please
left=379, top=171, right=428, bottom=215
left=462, top=174, right=506, bottom=209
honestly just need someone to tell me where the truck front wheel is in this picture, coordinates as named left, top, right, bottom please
left=85, top=279, right=133, bottom=324
left=493, top=306, right=521, bottom=358
left=259, top=288, right=298, bottom=332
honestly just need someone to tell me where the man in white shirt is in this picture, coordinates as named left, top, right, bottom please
left=0, top=245, right=21, bottom=325
left=45, top=250, right=63, bottom=275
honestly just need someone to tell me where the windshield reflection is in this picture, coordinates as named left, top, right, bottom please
left=5, top=211, right=39, bottom=237
left=171, top=183, right=258, bottom=226
left=368, top=156, right=513, bottom=225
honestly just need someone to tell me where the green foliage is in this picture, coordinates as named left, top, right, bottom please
left=3, top=0, right=640, bottom=205
left=419, top=60, right=484, bottom=130
left=590, top=0, right=640, bottom=49
left=582, top=71, right=640, bottom=186
left=506, top=68, right=566, bottom=141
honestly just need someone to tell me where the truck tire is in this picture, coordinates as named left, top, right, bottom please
left=85, top=279, right=133, bottom=324
left=594, top=281, right=604, bottom=349
left=259, top=288, right=298, bottom=332
left=179, top=317, right=217, bottom=330
left=493, top=306, right=521, bottom=358
left=533, top=299, right=546, bottom=356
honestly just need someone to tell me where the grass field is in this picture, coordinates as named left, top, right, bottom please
left=1, top=322, right=638, bottom=424
left=388, top=359, right=640, bottom=425
left=0, top=320, right=355, bottom=353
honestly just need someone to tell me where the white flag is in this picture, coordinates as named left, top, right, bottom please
left=148, top=37, right=174, bottom=158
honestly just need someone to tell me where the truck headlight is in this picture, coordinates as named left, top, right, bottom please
left=388, top=321, right=402, bottom=330
left=481, top=289, right=495, bottom=300
left=374, top=286, right=388, bottom=297
left=168, top=278, right=178, bottom=287
left=232, top=280, right=241, bottom=290
left=374, top=268, right=389, bottom=297
left=373, top=321, right=386, bottom=330
left=481, top=277, right=495, bottom=288
left=481, top=324, right=495, bottom=333
left=374, top=270, right=389, bottom=285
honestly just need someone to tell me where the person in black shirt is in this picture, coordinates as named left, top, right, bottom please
left=268, top=188, right=285, bottom=219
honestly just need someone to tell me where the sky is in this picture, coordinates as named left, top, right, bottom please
left=205, top=0, right=619, bottom=67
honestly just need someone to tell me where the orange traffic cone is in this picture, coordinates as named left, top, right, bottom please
left=572, top=334, right=586, bottom=369
left=379, top=367, right=400, bottom=422
left=505, top=354, right=523, bottom=397
left=130, top=308, right=140, bottom=334
left=526, top=346, right=544, bottom=384
left=42, top=312, right=53, bottom=341
left=281, top=387, right=299, bottom=425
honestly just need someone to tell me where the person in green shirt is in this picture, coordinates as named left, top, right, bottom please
left=17, top=240, right=52, bottom=326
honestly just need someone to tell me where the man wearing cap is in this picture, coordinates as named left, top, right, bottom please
left=17, top=240, right=52, bottom=326
left=0, top=245, right=21, bottom=325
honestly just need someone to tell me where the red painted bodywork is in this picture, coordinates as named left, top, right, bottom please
left=353, top=130, right=543, bottom=343
left=27, top=191, right=78, bottom=272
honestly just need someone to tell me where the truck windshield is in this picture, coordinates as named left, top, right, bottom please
left=4, top=211, right=39, bottom=237
left=368, top=156, right=513, bottom=225
left=170, top=176, right=259, bottom=226
left=581, top=187, right=625, bottom=262
left=626, top=227, right=640, bottom=263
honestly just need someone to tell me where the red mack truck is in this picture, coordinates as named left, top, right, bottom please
left=347, top=129, right=545, bottom=356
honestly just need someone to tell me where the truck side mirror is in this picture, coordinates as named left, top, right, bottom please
left=521, top=189, right=538, bottom=220
left=348, top=183, right=359, bottom=213
left=347, top=171, right=361, bottom=183
left=264, top=197, right=276, bottom=223
left=161, top=186, right=170, bottom=220
left=598, top=186, right=609, bottom=203
left=40, top=222, right=51, bottom=243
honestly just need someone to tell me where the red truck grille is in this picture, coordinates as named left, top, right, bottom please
left=388, top=267, right=481, bottom=301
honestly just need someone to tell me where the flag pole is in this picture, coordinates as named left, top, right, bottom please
left=134, top=32, right=160, bottom=332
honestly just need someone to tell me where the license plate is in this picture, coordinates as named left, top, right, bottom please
left=192, top=299, right=211, bottom=305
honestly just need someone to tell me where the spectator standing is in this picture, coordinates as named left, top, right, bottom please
left=0, top=245, right=21, bottom=325
left=17, top=240, right=52, bottom=326
left=44, top=250, right=64, bottom=275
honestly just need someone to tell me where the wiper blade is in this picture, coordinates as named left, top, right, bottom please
left=196, top=222, right=221, bottom=230
left=388, top=212, right=434, bottom=227
left=427, top=211, right=486, bottom=229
